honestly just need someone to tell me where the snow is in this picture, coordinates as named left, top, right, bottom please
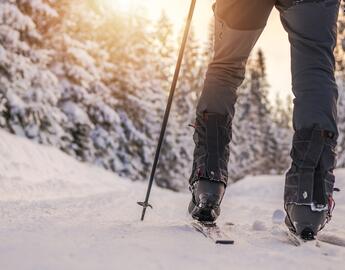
left=0, top=130, right=345, bottom=270
left=61, top=101, right=92, bottom=126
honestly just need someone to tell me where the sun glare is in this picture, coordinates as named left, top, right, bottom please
left=98, top=0, right=191, bottom=27
left=97, top=0, right=196, bottom=40
left=101, top=0, right=126, bottom=12
left=101, top=0, right=156, bottom=14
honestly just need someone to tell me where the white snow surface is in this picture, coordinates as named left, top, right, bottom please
left=0, top=130, right=344, bottom=270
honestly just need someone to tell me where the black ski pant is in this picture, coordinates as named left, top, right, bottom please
left=197, top=0, right=340, bottom=134
left=191, top=0, right=340, bottom=191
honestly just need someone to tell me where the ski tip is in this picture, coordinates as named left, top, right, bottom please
left=215, top=240, right=235, bottom=245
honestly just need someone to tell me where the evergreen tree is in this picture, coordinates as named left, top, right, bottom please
left=230, top=50, right=273, bottom=179
left=196, top=17, right=215, bottom=100
left=156, top=25, right=206, bottom=190
left=41, top=0, right=113, bottom=162
left=268, top=94, right=293, bottom=174
left=153, top=11, right=176, bottom=82
left=0, top=0, right=68, bottom=147
left=0, top=0, right=188, bottom=189
left=273, top=94, right=293, bottom=129
left=104, top=10, right=170, bottom=180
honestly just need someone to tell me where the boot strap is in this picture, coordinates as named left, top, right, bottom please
left=296, top=128, right=325, bottom=204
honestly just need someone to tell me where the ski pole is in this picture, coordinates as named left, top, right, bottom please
left=137, top=0, right=197, bottom=221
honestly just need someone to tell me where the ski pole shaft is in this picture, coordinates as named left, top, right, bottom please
left=138, top=0, right=197, bottom=221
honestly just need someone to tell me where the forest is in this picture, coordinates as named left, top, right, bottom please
left=1, top=0, right=345, bottom=191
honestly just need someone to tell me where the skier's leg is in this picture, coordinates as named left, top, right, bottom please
left=189, top=0, right=276, bottom=222
left=277, top=0, right=340, bottom=238
left=196, top=0, right=275, bottom=117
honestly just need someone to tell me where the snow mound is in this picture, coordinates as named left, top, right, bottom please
left=0, top=130, right=344, bottom=270
left=0, top=129, right=125, bottom=201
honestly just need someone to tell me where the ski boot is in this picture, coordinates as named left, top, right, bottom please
left=188, top=112, right=232, bottom=222
left=188, top=178, right=226, bottom=222
left=284, top=203, right=333, bottom=240
left=284, top=125, right=337, bottom=240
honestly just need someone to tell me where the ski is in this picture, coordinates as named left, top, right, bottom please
left=318, top=233, right=345, bottom=247
left=273, top=224, right=345, bottom=248
left=272, top=210, right=321, bottom=247
left=286, top=230, right=302, bottom=246
left=286, top=230, right=345, bottom=248
left=191, top=221, right=235, bottom=245
left=271, top=223, right=321, bottom=247
left=286, top=230, right=321, bottom=247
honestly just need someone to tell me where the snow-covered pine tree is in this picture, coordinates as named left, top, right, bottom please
left=175, top=27, right=204, bottom=124
left=0, top=0, right=68, bottom=147
left=230, top=50, right=273, bottom=180
left=44, top=0, right=143, bottom=176
left=273, top=94, right=293, bottom=129
left=39, top=0, right=107, bottom=162
left=56, top=2, right=152, bottom=176
left=205, top=18, right=216, bottom=65
left=147, top=12, right=180, bottom=190
left=101, top=10, right=171, bottom=181
left=268, top=94, right=293, bottom=174
left=153, top=11, right=176, bottom=83
left=156, top=25, right=205, bottom=190
left=195, top=17, right=215, bottom=101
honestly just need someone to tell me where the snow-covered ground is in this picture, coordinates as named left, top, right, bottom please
left=0, top=130, right=344, bottom=270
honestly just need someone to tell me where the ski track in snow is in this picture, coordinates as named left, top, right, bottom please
left=0, top=130, right=344, bottom=270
